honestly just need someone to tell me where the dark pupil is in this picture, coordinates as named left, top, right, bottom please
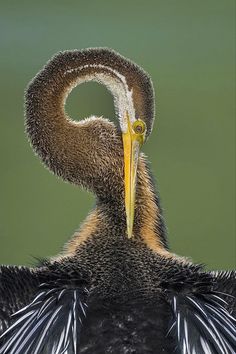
left=135, top=125, right=143, bottom=133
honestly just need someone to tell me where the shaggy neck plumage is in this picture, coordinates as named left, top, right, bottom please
left=25, top=48, right=168, bottom=256
left=25, top=49, right=153, bottom=196
left=62, top=155, right=169, bottom=259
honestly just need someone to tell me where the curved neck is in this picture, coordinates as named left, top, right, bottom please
left=62, top=154, right=169, bottom=258
left=25, top=49, right=154, bottom=198
left=25, top=49, right=162, bottom=255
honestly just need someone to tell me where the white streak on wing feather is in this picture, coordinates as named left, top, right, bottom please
left=211, top=319, right=236, bottom=354
left=205, top=303, right=236, bottom=334
left=182, top=339, right=186, bottom=354
left=11, top=302, right=41, bottom=319
left=33, top=305, right=63, bottom=354
left=177, top=312, right=180, bottom=341
left=210, top=314, right=236, bottom=343
left=0, top=314, right=35, bottom=354
left=193, top=313, right=225, bottom=354
left=166, top=321, right=175, bottom=337
left=186, top=296, right=208, bottom=318
left=54, top=327, right=65, bottom=354
left=188, top=297, right=229, bottom=352
left=200, top=336, right=213, bottom=354
left=36, top=296, right=56, bottom=318
left=211, top=294, right=228, bottom=306
left=44, top=288, right=57, bottom=296
left=72, top=320, right=77, bottom=354
left=2, top=312, right=41, bottom=354
left=216, top=307, right=236, bottom=323
left=184, top=319, right=190, bottom=354
left=171, top=294, right=236, bottom=354
left=173, top=296, right=177, bottom=313
left=11, top=291, right=45, bottom=316
left=207, top=298, right=236, bottom=323
left=11, top=311, right=52, bottom=354
left=63, top=310, right=72, bottom=348
left=214, top=291, right=235, bottom=299
left=79, top=300, right=86, bottom=317
left=204, top=316, right=228, bottom=353
left=61, top=339, right=70, bottom=354
left=73, top=291, right=78, bottom=354
left=0, top=288, right=88, bottom=354
left=58, top=289, right=67, bottom=301
left=73, top=290, right=77, bottom=312
left=0, top=310, right=35, bottom=340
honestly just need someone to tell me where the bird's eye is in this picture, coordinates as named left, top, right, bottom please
left=132, top=120, right=146, bottom=135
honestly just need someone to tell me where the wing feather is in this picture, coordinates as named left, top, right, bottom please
left=168, top=292, right=236, bottom=354
left=0, top=285, right=87, bottom=354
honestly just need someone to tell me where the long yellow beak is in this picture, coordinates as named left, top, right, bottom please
left=122, top=113, right=145, bottom=238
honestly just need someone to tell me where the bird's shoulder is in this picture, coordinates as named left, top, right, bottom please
left=159, top=262, right=236, bottom=353
left=0, top=261, right=235, bottom=353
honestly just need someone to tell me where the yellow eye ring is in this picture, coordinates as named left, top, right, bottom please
left=132, top=120, right=146, bottom=135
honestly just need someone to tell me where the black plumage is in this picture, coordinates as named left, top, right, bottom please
left=0, top=48, right=235, bottom=354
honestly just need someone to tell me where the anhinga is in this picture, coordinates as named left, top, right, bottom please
left=0, top=48, right=235, bottom=354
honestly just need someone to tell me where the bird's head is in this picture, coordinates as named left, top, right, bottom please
left=25, top=48, right=155, bottom=239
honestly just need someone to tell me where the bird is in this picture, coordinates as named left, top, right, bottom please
left=0, top=48, right=235, bottom=354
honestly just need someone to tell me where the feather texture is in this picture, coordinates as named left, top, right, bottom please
left=0, top=285, right=88, bottom=354
left=169, top=292, right=236, bottom=354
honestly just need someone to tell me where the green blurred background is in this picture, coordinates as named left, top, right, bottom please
left=0, top=0, right=235, bottom=270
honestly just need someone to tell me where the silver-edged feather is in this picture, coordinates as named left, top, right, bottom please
left=169, top=292, right=236, bottom=354
left=0, top=285, right=88, bottom=354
